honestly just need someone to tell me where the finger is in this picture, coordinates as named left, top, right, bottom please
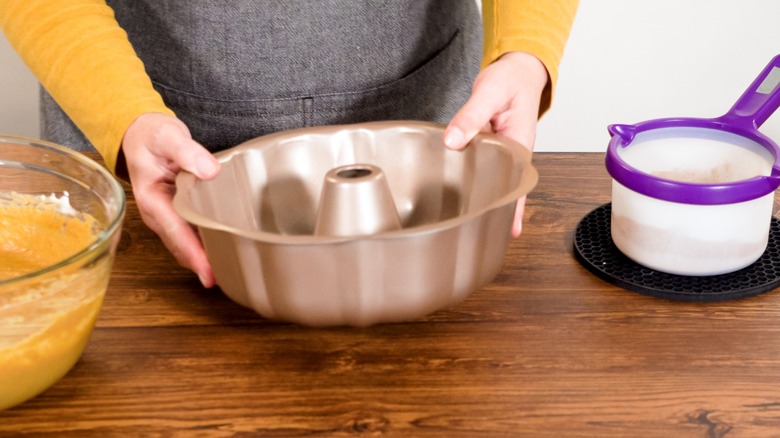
left=135, top=184, right=216, bottom=287
left=138, top=119, right=219, bottom=179
left=444, top=79, right=509, bottom=150
left=180, top=145, right=220, bottom=180
left=167, top=139, right=221, bottom=181
left=512, top=196, right=527, bottom=238
left=491, top=108, right=538, bottom=153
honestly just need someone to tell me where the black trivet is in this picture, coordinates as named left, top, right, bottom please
left=573, top=203, right=780, bottom=302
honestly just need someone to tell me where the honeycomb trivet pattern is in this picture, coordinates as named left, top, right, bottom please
left=574, top=203, right=780, bottom=302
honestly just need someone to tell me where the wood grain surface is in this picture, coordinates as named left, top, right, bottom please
left=3, top=152, right=780, bottom=437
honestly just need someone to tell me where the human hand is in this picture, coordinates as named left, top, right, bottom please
left=121, top=113, right=221, bottom=287
left=443, top=51, right=548, bottom=237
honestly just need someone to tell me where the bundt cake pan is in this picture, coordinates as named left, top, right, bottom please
left=174, top=121, right=537, bottom=326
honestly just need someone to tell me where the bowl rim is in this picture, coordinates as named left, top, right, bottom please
left=605, top=119, right=780, bottom=205
left=173, top=120, right=538, bottom=245
left=0, top=135, right=126, bottom=286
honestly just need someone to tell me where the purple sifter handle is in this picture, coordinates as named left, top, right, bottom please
left=719, top=54, right=780, bottom=130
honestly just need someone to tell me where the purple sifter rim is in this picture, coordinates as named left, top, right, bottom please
left=605, top=54, right=780, bottom=205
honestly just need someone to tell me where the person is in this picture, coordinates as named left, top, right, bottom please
left=0, top=0, right=578, bottom=288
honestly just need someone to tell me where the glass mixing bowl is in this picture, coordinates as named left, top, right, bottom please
left=0, top=136, right=125, bottom=410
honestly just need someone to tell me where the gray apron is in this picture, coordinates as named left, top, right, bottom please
left=42, top=1, right=483, bottom=153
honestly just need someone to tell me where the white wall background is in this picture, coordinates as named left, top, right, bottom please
left=0, top=31, right=38, bottom=138
left=536, top=0, right=780, bottom=152
left=1, top=0, right=779, bottom=152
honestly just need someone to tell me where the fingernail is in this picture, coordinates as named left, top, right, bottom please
left=196, top=155, right=218, bottom=178
left=198, top=273, right=210, bottom=287
left=444, top=127, right=465, bottom=149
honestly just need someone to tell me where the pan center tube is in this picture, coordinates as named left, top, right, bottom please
left=314, top=164, right=402, bottom=237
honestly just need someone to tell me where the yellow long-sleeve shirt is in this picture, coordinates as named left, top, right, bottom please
left=0, top=0, right=578, bottom=174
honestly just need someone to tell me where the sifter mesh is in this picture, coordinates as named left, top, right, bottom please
left=573, top=203, right=780, bottom=302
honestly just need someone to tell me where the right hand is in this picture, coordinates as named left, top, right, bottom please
left=443, top=51, right=548, bottom=238
left=121, top=113, right=221, bottom=287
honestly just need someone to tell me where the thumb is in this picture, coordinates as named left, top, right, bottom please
left=154, top=119, right=220, bottom=180
left=444, top=82, right=507, bottom=150
left=169, top=137, right=221, bottom=181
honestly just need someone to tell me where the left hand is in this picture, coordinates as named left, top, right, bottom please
left=443, top=51, right=549, bottom=237
left=121, top=113, right=221, bottom=288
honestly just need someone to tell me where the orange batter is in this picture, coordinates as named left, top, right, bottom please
left=0, top=193, right=97, bottom=280
left=0, top=193, right=110, bottom=411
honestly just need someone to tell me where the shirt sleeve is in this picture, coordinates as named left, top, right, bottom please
left=481, top=0, right=579, bottom=116
left=0, top=0, right=174, bottom=174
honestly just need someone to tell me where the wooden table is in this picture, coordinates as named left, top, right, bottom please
left=4, top=152, right=780, bottom=437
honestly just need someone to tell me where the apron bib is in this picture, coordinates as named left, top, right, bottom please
left=42, top=0, right=482, bottom=152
